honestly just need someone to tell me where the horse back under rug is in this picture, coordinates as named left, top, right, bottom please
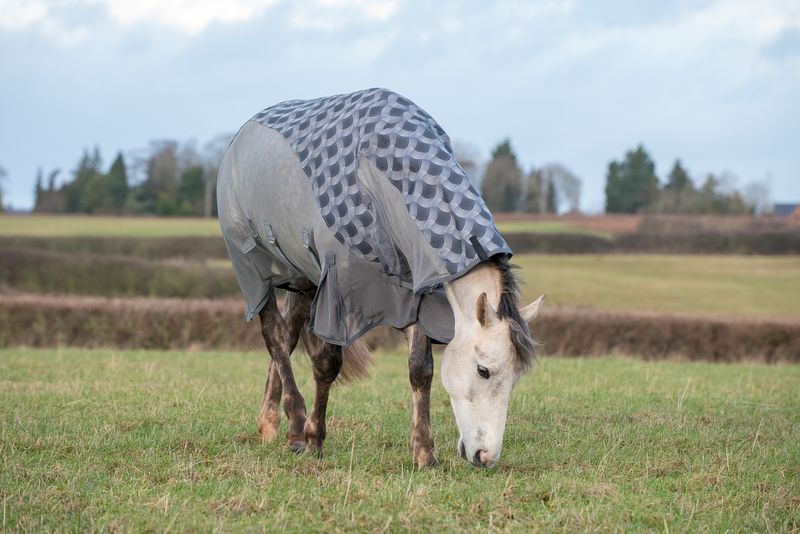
left=217, top=88, right=510, bottom=345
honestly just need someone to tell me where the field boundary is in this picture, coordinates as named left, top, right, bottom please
left=3, top=293, right=797, bottom=363
left=5, top=230, right=800, bottom=259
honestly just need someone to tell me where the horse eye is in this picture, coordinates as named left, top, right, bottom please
left=476, top=364, right=490, bottom=379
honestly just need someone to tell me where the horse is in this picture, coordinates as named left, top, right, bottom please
left=218, top=88, right=543, bottom=468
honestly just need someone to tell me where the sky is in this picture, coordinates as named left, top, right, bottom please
left=1, top=0, right=798, bottom=212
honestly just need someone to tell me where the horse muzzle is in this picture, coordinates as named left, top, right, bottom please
left=458, top=439, right=498, bottom=468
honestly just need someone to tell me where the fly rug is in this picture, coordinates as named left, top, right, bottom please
left=218, top=88, right=544, bottom=468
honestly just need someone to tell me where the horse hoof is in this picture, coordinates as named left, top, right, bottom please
left=257, top=412, right=280, bottom=442
left=287, top=440, right=306, bottom=454
left=413, top=450, right=438, bottom=468
left=258, top=423, right=280, bottom=442
left=305, top=443, right=324, bottom=457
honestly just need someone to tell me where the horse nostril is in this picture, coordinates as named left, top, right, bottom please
left=473, top=449, right=488, bottom=468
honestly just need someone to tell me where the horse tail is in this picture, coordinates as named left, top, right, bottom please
left=339, top=339, right=374, bottom=383
left=299, top=328, right=373, bottom=383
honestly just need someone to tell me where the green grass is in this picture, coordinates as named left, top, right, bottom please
left=516, top=254, right=800, bottom=318
left=0, top=215, right=609, bottom=239
left=0, top=215, right=221, bottom=237
left=1, top=348, right=797, bottom=532
left=495, top=220, right=611, bottom=239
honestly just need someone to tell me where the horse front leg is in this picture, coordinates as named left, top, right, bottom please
left=258, top=292, right=308, bottom=452
left=404, top=325, right=437, bottom=468
left=304, top=342, right=342, bottom=456
left=257, top=292, right=311, bottom=443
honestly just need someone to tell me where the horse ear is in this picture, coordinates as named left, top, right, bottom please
left=476, top=292, right=497, bottom=328
left=520, top=294, right=545, bottom=323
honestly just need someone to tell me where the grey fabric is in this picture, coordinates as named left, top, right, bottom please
left=251, top=88, right=510, bottom=274
left=218, top=89, right=510, bottom=346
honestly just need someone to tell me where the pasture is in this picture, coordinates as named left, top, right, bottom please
left=0, top=215, right=222, bottom=238
left=2, top=348, right=797, bottom=532
left=517, top=254, right=800, bottom=319
left=0, top=214, right=603, bottom=239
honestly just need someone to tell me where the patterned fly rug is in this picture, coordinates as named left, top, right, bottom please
left=218, top=88, right=511, bottom=345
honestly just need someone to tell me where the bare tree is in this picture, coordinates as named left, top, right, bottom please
left=177, top=140, right=202, bottom=174
left=202, top=133, right=234, bottom=217
left=0, top=165, right=6, bottom=212
left=146, top=140, right=180, bottom=195
left=742, top=178, right=771, bottom=215
left=541, top=163, right=581, bottom=213
left=452, top=140, right=483, bottom=187
left=521, top=169, right=543, bottom=213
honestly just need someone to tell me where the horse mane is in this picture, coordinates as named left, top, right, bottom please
left=491, top=254, right=535, bottom=372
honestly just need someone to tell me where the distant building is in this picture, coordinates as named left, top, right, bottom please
left=773, top=203, right=800, bottom=217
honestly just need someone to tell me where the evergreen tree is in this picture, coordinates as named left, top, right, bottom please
left=107, top=152, right=129, bottom=212
left=482, top=155, right=522, bottom=212
left=0, top=165, right=6, bottom=213
left=546, top=176, right=558, bottom=213
left=47, top=168, right=57, bottom=191
left=605, top=144, right=659, bottom=213
left=65, top=147, right=103, bottom=213
left=140, top=141, right=180, bottom=214
left=490, top=138, right=518, bottom=166
left=178, top=165, right=205, bottom=215
left=481, top=139, right=523, bottom=212
left=665, top=159, right=691, bottom=191
left=655, top=159, right=695, bottom=213
left=34, top=168, right=44, bottom=209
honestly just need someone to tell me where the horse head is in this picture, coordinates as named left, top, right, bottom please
left=442, top=258, right=543, bottom=468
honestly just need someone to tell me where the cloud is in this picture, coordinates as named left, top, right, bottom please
left=0, top=0, right=403, bottom=38
left=0, top=0, right=48, bottom=31
left=0, top=0, right=283, bottom=37
left=0, top=0, right=91, bottom=44
left=104, top=0, right=282, bottom=34
left=288, top=0, right=399, bottom=30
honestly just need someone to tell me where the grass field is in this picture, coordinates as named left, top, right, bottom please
left=494, top=220, right=611, bottom=239
left=0, top=214, right=607, bottom=239
left=2, top=215, right=799, bottom=320
left=0, top=215, right=222, bottom=237
left=1, top=348, right=797, bottom=531
left=517, top=254, right=800, bottom=318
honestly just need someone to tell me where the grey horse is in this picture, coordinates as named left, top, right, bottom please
left=218, top=88, right=542, bottom=467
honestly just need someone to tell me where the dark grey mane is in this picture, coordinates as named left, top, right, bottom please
left=492, top=255, right=535, bottom=372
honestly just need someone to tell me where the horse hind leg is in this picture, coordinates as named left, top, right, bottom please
left=257, top=291, right=311, bottom=452
left=257, top=361, right=283, bottom=442
left=257, top=291, right=312, bottom=442
left=405, top=325, right=437, bottom=468
left=303, top=340, right=343, bottom=456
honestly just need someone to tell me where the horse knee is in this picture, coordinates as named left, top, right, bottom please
left=313, top=346, right=342, bottom=384
left=409, top=357, right=433, bottom=390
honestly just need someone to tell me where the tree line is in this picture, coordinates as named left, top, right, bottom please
left=25, top=135, right=767, bottom=217
left=604, top=144, right=769, bottom=215
left=475, top=139, right=768, bottom=215
left=475, top=139, right=581, bottom=214
left=33, top=135, right=232, bottom=217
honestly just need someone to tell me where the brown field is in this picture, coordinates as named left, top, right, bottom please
left=493, top=212, right=800, bottom=236
left=3, top=293, right=797, bottom=363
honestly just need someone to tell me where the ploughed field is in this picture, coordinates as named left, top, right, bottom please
left=2, top=348, right=798, bottom=532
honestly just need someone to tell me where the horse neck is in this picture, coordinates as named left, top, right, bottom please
left=444, top=262, right=502, bottom=330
